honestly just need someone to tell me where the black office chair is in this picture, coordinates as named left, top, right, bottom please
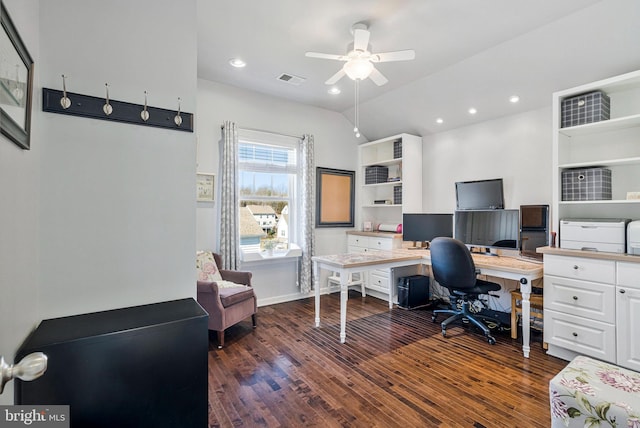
left=430, top=237, right=501, bottom=345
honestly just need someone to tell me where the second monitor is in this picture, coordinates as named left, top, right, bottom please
left=402, top=213, right=454, bottom=249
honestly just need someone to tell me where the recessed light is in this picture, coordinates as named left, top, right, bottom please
left=229, top=58, right=246, bottom=68
left=436, top=118, right=444, bottom=124
left=328, top=87, right=341, bottom=95
left=468, top=107, right=477, bottom=115
left=509, top=95, right=520, bottom=103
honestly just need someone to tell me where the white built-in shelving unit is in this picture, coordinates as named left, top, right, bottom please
left=551, top=70, right=640, bottom=228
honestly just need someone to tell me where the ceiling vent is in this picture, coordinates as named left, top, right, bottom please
left=277, top=73, right=306, bottom=86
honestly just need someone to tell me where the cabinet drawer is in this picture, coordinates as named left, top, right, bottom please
left=369, top=237, right=394, bottom=250
left=367, top=272, right=390, bottom=292
left=544, top=275, right=615, bottom=323
left=347, top=245, right=368, bottom=254
left=617, top=262, right=640, bottom=288
left=348, top=235, right=369, bottom=248
left=544, top=254, right=615, bottom=284
left=544, top=309, right=616, bottom=363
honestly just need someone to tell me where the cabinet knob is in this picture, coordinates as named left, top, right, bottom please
left=573, top=265, right=579, bottom=270
left=619, top=289, right=626, bottom=294
left=572, top=296, right=578, bottom=301
left=572, top=332, right=578, bottom=337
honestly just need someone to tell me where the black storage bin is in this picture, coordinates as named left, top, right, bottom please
left=398, top=275, right=430, bottom=309
left=365, top=165, right=389, bottom=184
left=561, top=167, right=612, bottom=201
left=561, top=90, right=610, bottom=128
left=393, top=140, right=402, bottom=159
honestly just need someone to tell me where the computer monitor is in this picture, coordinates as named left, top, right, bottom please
left=455, top=178, right=504, bottom=210
left=454, top=209, right=519, bottom=252
left=402, top=213, right=453, bottom=249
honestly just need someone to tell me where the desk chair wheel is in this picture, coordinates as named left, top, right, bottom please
left=431, top=314, right=438, bottom=323
left=487, top=336, right=496, bottom=345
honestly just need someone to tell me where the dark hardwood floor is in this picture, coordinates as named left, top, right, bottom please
left=207, top=291, right=568, bottom=427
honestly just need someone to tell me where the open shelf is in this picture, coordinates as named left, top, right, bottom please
left=559, top=113, right=640, bottom=137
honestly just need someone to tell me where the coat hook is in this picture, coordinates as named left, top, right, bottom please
left=60, top=74, right=71, bottom=109
left=174, top=97, right=182, bottom=126
left=141, top=91, right=149, bottom=121
left=103, top=83, right=113, bottom=116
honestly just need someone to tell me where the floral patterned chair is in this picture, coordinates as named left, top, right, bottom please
left=549, top=355, right=640, bottom=427
left=196, top=251, right=257, bottom=348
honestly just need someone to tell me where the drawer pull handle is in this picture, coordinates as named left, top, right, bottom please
left=572, top=296, right=578, bottom=301
left=573, top=265, right=579, bottom=270
left=620, top=289, right=626, bottom=294
left=572, top=332, right=578, bottom=337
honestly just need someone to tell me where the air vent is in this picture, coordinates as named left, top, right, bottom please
left=277, top=73, right=306, bottom=86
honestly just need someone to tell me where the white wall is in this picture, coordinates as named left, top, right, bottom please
left=0, top=0, right=40, bottom=405
left=1, top=0, right=197, bottom=404
left=36, top=0, right=198, bottom=320
left=422, top=107, right=552, bottom=212
left=422, top=107, right=552, bottom=309
left=197, top=79, right=362, bottom=303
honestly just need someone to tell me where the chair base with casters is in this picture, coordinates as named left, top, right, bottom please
left=432, top=287, right=501, bottom=345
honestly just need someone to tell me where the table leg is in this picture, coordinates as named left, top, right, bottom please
left=520, top=277, right=532, bottom=358
left=314, top=260, right=320, bottom=327
left=340, top=269, right=348, bottom=343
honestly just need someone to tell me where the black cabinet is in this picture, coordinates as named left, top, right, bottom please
left=15, top=298, right=208, bottom=428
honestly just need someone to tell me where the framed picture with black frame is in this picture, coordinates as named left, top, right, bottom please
left=0, top=2, right=34, bottom=150
left=316, top=167, right=355, bottom=228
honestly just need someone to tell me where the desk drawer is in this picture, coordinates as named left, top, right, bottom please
left=348, top=235, right=369, bottom=248
left=369, top=237, right=394, bottom=250
left=544, top=275, right=615, bottom=323
left=544, top=309, right=616, bottom=362
left=367, top=272, right=389, bottom=293
left=544, top=254, right=615, bottom=284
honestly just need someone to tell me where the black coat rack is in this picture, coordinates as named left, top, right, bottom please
left=42, top=87, right=193, bottom=132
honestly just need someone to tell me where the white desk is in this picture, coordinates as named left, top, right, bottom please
left=312, top=249, right=543, bottom=358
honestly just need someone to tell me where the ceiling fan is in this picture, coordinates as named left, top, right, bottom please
left=305, top=23, right=415, bottom=86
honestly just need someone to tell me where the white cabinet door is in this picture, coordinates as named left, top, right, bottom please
left=616, top=285, right=640, bottom=371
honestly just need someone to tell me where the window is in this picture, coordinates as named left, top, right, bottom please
left=238, top=130, right=299, bottom=255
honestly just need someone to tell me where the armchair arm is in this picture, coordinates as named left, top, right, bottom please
left=220, top=270, right=252, bottom=286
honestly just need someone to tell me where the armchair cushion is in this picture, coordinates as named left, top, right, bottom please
left=219, top=287, right=255, bottom=307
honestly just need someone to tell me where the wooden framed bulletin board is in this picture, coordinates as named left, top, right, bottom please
left=316, top=167, right=355, bottom=228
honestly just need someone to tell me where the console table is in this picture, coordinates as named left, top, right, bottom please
left=313, top=250, right=543, bottom=358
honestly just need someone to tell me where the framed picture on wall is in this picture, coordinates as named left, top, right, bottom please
left=196, top=173, right=215, bottom=202
left=0, top=2, right=34, bottom=150
left=316, top=167, right=355, bottom=228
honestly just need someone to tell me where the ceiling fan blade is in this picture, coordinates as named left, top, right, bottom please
left=371, top=50, right=415, bottom=62
left=325, top=69, right=346, bottom=85
left=306, top=52, right=348, bottom=61
left=368, top=67, right=388, bottom=86
left=353, top=28, right=370, bottom=52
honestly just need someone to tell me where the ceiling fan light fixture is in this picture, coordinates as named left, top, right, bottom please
left=343, top=58, right=373, bottom=80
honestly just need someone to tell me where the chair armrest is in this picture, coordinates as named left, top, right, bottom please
left=197, top=280, right=220, bottom=296
left=220, top=270, right=252, bottom=286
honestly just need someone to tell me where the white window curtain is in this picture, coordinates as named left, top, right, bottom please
left=219, top=121, right=239, bottom=270
left=298, top=134, right=315, bottom=293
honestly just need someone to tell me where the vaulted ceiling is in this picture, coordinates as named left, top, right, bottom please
left=197, top=0, right=640, bottom=140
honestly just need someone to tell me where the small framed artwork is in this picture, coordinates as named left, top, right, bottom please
left=316, top=167, right=355, bottom=228
left=196, top=173, right=215, bottom=202
left=1, top=2, right=34, bottom=150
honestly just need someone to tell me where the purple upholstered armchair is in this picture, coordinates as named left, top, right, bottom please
left=196, top=251, right=257, bottom=348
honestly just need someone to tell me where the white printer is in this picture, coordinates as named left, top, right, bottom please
left=628, top=220, right=640, bottom=255
left=560, top=218, right=630, bottom=253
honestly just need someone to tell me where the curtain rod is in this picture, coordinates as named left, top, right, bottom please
left=220, top=125, right=304, bottom=140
